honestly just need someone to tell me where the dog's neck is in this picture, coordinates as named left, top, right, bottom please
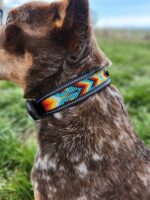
left=36, top=83, right=147, bottom=164
left=25, top=33, right=110, bottom=99
left=25, top=39, right=148, bottom=162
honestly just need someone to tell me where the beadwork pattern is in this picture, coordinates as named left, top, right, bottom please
left=41, top=70, right=110, bottom=112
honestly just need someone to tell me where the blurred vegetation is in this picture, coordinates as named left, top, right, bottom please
left=0, top=30, right=150, bottom=200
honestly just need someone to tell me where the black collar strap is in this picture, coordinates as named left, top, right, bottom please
left=26, top=68, right=111, bottom=120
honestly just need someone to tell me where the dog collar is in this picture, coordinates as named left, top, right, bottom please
left=26, top=68, right=111, bottom=120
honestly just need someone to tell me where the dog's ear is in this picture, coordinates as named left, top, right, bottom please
left=52, top=0, right=90, bottom=54
left=53, top=0, right=89, bottom=30
left=4, top=24, right=24, bottom=54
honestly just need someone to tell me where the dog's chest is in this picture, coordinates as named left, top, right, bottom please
left=32, top=151, right=150, bottom=200
left=32, top=153, right=108, bottom=200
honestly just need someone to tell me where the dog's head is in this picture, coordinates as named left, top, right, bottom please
left=0, top=0, right=110, bottom=97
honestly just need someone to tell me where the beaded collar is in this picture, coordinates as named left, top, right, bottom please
left=26, top=68, right=111, bottom=120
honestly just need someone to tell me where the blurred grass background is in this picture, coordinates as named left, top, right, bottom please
left=0, top=30, right=150, bottom=200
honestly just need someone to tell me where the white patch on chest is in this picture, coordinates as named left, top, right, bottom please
left=42, top=174, right=51, bottom=182
left=111, top=140, right=120, bottom=152
left=60, top=178, right=66, bottom=189
left=49, top=186, right=57, bottom=193
left=48, top=160, right=57, bottom=170
left=48, top=122, right=54, bottom=128
left=35, top=157, right=43, bottom=169
left=59, top=165, right=65, bottom=171
left=48, top=194, right=52, bottom=199
left=137, top=170, right=150, bottom=188
left=54, top=113, right=62, bottom=119
left=35, top=155, right=56, bottom=170
left=92, top=153, right=103, bottom=161
left=71, top=155, right=80, bottom=163
left=147, top=166, right=150, bottom=174
left=76, top=162, right=88, bottom=178
left=47, top=185, right=57, bottom=199
left=139, top=176, right=148, bottom=187
left=77, top=196, right=87, bottom=200
left=98, top=137, right=105, bottom=150
left=34, top=181, right=38, bottom=190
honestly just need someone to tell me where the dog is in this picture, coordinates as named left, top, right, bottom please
left=0, top=0, right=150, bottom=200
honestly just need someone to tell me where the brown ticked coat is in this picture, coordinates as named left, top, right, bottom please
left=0, top=0, right=150, bottom=200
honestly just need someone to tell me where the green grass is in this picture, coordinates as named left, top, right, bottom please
left=97, top=35, right=150, bottom=145
left=0, top=82, right=36, bottom=200
left=0, top=32, right=150, bottom=200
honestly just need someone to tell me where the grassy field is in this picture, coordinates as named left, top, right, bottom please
left=0, top=31, right=150, bottom=200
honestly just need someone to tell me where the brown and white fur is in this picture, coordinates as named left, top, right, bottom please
left=0, top=0, right=150, bottom=199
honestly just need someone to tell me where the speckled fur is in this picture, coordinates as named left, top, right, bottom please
left=0, top=0, right=150, bottom=200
